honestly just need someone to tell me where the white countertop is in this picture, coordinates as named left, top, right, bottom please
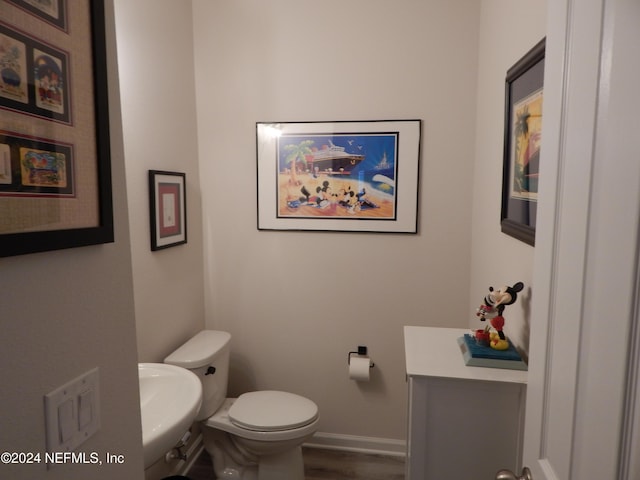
left=404, top=326, right=528, bottom=384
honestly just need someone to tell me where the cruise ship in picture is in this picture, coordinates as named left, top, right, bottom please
left=306, top=140, right=364, bottom=174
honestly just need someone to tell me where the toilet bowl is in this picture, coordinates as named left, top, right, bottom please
left=164, top=331, right=319, bottom=480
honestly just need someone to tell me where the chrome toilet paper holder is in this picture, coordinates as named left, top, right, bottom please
left=348, top=346, right=375, bottom=368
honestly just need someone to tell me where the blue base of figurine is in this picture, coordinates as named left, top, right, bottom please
left=457, top=334, right=527, bottom=371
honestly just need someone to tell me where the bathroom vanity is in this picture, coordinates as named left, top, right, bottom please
left=403, top=326, right=527, bottom=480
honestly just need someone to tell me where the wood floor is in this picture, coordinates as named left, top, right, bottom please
left=303, top=448, right=405, bottom=480
left=186, top=447, right=405, bottom=480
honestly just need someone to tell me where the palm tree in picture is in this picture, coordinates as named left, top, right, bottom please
left=283, top=140, right=314, bottom=185
left=513, top=105, right=530, bottom=193
left=514, top=101, right=542, bottom=194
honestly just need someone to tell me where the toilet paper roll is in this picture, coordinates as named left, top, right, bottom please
left=349, top=355, right=371, bottom=382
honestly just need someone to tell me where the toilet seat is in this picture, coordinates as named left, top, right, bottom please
left=205, top=397, right=320, bottom=442
left=228, top=391, right=319, bottom=432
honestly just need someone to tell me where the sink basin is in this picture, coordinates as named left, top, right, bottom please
left=138, top=363, right=202, bottom=468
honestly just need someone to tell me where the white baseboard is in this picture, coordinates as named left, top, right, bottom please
left=303, top=432, right=406, bottom=458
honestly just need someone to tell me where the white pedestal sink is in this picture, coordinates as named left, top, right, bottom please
left=138, top=363, right=202, bottom=469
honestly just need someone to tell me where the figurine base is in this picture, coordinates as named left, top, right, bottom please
left=457, top=334, right=527, bottom=371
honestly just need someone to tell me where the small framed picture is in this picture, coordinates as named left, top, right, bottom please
left=148, top=170, right=187, bottom=251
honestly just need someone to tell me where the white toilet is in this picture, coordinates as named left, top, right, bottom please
left=164, top=330, right=319, bottom=480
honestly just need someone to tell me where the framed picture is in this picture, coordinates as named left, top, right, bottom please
left=0, top=18, right=70, bottom=123
left=5, top=0, right=67, bottom=31
left=256, top=120, right=421, bottom=233
left=501, top=38, right=545, bottom=246
left=0, top=131, right=74, bottom=196
left=0, top=0, right=113, bottom=258
left=148, top=170, right=187, bottom=251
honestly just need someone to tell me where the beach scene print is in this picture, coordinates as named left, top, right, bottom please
left=277, top=133, right=398, bottom=220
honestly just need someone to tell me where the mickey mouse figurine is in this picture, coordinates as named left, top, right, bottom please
left=476, top=282, right=524, bottom=350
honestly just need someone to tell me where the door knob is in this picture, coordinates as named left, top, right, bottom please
left=495, top=467, right=533, bottom=480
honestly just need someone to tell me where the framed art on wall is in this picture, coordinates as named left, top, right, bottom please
left=0, top=21, right=70, bottom=123
left=5, top=0, right=67, bottom=31
left=0, top=0, right=113, bottom=257
left=501, top=38, right=545, bottom=247
left=256, top=120, right=421, bottom=233
left=148, top=170, right=187, bottom=251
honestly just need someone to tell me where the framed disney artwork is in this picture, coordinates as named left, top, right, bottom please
left=0, top=0, right=113, bottom=257
left=256, top=119, right=421, bottom=234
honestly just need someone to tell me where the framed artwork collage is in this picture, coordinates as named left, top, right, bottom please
left=0, top=0, right=112, bottom=257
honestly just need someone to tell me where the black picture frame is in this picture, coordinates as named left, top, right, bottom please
left=501, top=38, right=545, bottom=246
left=256, top=120, right=421, bottom=233
left=6, top=0, right=68, bottom=31
left=148, top=170, right=187, bottom=251
left=0, top=0, right=113, bottom=258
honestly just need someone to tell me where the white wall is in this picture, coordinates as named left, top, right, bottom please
left=469, top=1, right=547, bottom=357
left=114, top=0, right=206, bottom=362
left=0, top=1, right=144, bottom=478
left=192, top=0, right=480, bottom=441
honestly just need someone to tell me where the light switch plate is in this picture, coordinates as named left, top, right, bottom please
left=44, top=367, right=100, bottom=460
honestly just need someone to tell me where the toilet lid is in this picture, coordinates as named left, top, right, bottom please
left=228, top=391, right=318, bottom=432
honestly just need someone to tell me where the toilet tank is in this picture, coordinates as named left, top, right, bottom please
left=164, top=330, right=231, bottom=421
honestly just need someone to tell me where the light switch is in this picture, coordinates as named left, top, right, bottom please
left=44, top=367, right=100, bottom=464
left=78, top=390, right=93, bottom=429
left=57, top=398, right=74, bottom=443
